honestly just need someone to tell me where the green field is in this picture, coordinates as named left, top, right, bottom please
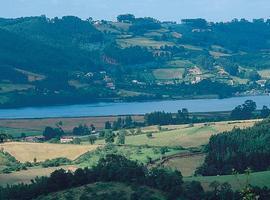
left=0, top=127, right=40, bottom=138
left=116, top=37, right=173, bottom=48
left=161, top=154, right=205, bottom=177
left=0, top=83, right=34, bottom=93
left=185, top=170, right=270, bottom=191
left=76, top=145, right=186, bottom=168
left=153, top=68, right=185, bottom=80
left=96, top=121, right=256, bottom=148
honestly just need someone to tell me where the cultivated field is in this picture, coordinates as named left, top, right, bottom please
left=0, top=115, right=144, bottom=137
left=161, top=154, right=205, bottom=176
left=96, top=120, right=258, bottom=148
left=0, top=142, right=99, bottom=162
left=153, top=68, right=184, bottom=80
left=185, top=170, right=270, bottom=191
left=0, top=166, right=76, bottom=186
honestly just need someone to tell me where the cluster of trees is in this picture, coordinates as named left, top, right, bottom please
left=104, top=44, right=154, bottom=65
left=1, top=154, right=269, bottom=200
left=43, top=126, right=64, bottom=140
left=104, top=116, right=134, bottom=130
left=129, top=17, right=161, bottom=34
left=73, top=124, right=95, bottom=136
left=230, top=100, right=270, bottom=120
left=0, top=154, right=183, bottom=200
left=196, top=119, right=270, bottom=176
left=144, top=109, right=190, bottom=126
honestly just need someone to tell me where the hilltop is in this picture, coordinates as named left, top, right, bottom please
left=1, top=15, right=270, bottom=107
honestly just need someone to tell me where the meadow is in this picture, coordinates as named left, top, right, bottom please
left=96, top=120, right=258, bottom=148
left=0, top=142, right=99, bottom=162
left=185, top=170, right=270, bottom=191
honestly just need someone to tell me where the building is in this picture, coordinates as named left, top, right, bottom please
left=60, top=136, right=74, bottom=143
left=24, top=136, right=45, bottom=143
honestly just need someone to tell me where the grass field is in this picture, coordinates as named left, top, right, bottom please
left=0, top=127, right=40, bottom=137
left=185, top=170, right=270, bottom=191
left=162, top=154, right=205, bottom=177
left=96, top=120, right=258, bottom=148
left=0, top=142, right=99, bottom=162
left=35, top=182, right=166, bottom=200
left=258, top=69, right=270, bottom=79
left=0, top=83, right=34, bottom=93
left=0, top=166, right=76, bottom=186
left=153, top=68, right=184, bottom=80
left=117, top=37, right=173, bottom=48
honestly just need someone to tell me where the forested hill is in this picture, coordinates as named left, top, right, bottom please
left=1, top=15, right=270, bottom=108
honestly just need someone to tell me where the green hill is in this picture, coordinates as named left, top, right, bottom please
left=34, top=182, right=166, bottom=200
left=1, top=16, right=270, bottom=108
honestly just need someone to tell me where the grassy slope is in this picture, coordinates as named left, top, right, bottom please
left=96, top=120, right=257, bottom=148
left=185, top=170, right=270, bottom=191
left=35, top=182, right=166, bottom=200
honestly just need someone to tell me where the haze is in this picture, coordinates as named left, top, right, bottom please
left=2, top=0, right=270, bottom=22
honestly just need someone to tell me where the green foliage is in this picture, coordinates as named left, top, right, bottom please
left=230, top=100, right=257, bottom=120
left=104, top=130, right=115, bottom=144
left=41, top=157, right=71, bottom=168
left=117, top=130, right=126, bottom=145
left=43, top=126, right=64, bottom=140
left=197, top=119, right=270, bottom=175
left=88, top=135, right=97, bottom=145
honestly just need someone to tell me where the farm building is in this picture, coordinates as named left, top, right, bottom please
left=60, top=136, right=74, bottom=143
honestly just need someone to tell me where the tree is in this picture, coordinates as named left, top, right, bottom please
left=124, top=116, right=133, bottom=128
left=89, top=135, right=97, bottom=145
left=105, top=130, right=115, bottom=144
left=43, top=127, right=62, bottom=140
left=105, top=121, right=112, bottom=129
left=146, top=132, right=153, bottom=139
left=261, top=105, right=270, bottom=118
left=230, top=100, right=257, bottom=120
left=73, top=138, right=81, bottom=144
left=117, top=14, right=135, bottom=23
left=117, top=130, right=126, bottom=145
left=73, top=124, right=90, bottom=136
left=0, top=133, right=7, bottom=143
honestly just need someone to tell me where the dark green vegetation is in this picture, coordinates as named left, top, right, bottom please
left=1, top=16, right=270, bottom=107
left=1, top=154, right=270, bottom=200
left=197, top=118, right=270, bottom=176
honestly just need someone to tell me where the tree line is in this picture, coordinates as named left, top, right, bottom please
left=196, top=118, right=270, bottom=176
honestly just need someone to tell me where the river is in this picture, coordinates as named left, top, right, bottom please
left=0, top=95, right=269, bottom=119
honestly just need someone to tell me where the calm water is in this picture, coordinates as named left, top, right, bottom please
left=0, top=95, right=270, bottom=119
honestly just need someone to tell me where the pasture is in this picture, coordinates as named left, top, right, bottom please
left=161, top=154, right=205, bottom=176
left=96, top=120, right=258, bottom=148
left=116, top=37, right=173, bottom=48
left=0, top=142, right=99, bottom=162
left=185, top=170, right=270, bottom=191
left=153, top=68, right=184, bottom=80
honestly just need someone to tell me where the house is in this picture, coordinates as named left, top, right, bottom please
left=25, top=136, right=45, bottom=143
left=60, top=136, right=74, bottom=143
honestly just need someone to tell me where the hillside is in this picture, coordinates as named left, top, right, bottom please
left=1, top=16, right=270, bottom=107
left=34, top=182, right=166, bottom=200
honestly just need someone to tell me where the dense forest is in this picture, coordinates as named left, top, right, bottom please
left=1, top=15, right=270, bottom=107
left=197, top=118, right=270, bottom=176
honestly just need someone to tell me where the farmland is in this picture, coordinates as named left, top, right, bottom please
left=185, top=170, right=270, bottom=191
left=96, top=120, right=258, bottom=148
left=0, top=142, right=99, bottom=162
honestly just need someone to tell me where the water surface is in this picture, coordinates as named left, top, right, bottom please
left=0, top=95, right=269, bottom=119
